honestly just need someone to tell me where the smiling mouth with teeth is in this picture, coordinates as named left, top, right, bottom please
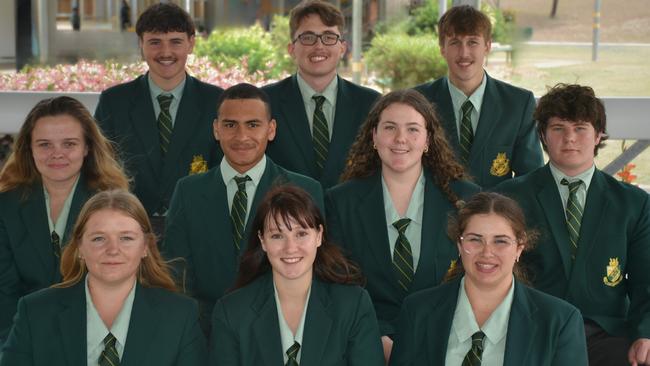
left=282, top=257, right=302, bottom=264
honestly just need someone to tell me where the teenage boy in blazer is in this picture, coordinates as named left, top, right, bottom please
left=95, top=3, right=223, bottom=219
left=1, top=281, right=206, bottom=366
left=262, top=0, right=380, bottom=189
left=495, top=84, right=650, bottom=366
left=415, top=6, right=542, bottom=188
left=163, top=83, right=323, bottom=337
left=389, top=277, right=587, bottom=366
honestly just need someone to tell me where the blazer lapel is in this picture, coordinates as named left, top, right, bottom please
left=425, top=280, right=459, bottom=365
left=58, top=283, right=87, bottom=366
left=326, top=77, right=355, bottom=179
left=432, top=78, right=462, bottom=158
left=471, top=74, right=502, bottom=165
left=243, top=158, right=283, bottom=254
left=503, top=281, right=537, bottom=366
left=122, top=284, right=162, bottom=365
left=300, top=280, right=333, bottom=366
left=20, top=186, right=56, bottom=279
left=62, top=175, right=92, bottom=244
left=357, top=175, right=399, bottom=292
left=535, top=166, right=573, bottom=278
left=279, top=75, right=316, bottom=175
left=162, top=75, right=201, bottom=187
left=251, top=276, right=284, bottom=366
left=129, top=75, right=163, bottom=180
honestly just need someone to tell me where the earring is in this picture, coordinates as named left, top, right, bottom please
left=516, top=256, right=520, bottom=263
left=373, top=143, right=377, bottom=150
left=424, top=146, right=429, bottom=154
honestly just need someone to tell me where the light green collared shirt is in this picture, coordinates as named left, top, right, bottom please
left=85, top=276, right=137, bottom=366
left=274, top=281, right=311, bottom=364
left=548, top=163, right=595, bottom=216
left=148, top=73, right=186, bottom=128
left=446, top=276, right=515, bottom=365
left=447, top=73, right=487, bottom=141
left=43, top=175, right=80, bottom=241
left=382, top=170, right=425, bottom=271
left=296, top=73, right=338, bottom=139
left=220, top=155, right=267, bottom=227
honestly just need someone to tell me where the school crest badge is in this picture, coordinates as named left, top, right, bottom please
left=603, top=257, right=623, bottom=287
left=490, top=152, right=510, bottom=177
left=189, top=155, right=208, bottom=175
left=445, top=259, right=458, bottom=278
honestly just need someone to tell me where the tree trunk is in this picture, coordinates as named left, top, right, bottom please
left=550, top=0, right=559, bottom=18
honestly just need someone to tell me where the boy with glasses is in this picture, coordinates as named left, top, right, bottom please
left=263, top=0, right=380, bottom=189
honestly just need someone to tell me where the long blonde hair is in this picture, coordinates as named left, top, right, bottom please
left=0, top=96, right=129, bottom=193
left=55, top=189, right=176, bottom=291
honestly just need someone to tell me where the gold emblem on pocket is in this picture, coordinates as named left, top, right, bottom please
left=603, top=258, right=623, bottom=287
left=490, top=152, right=510, bottom=177
left=189, top=155, right=208, bottom=175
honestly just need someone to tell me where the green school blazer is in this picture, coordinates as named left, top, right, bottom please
left=389, top=277, right=588, bottom=366
left=495, top=165, right=650, bottom=340
left=209, top=274, right=384, bottom=366
left=0, top=281, right=206, bottom=366
left=325, top=170, right=480, bottom=336
left=414, top=74, right=543, bottom=188
left=0, top=177, right=91, bottom=345
left=263, top=75, right=380, bottom=189
left=163, top=157, right=324, bottom=336
left=94, top=73, right=223, bottom=215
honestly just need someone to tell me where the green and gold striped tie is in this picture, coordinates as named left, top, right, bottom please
left=459, top=100, right=474, bottom=164
left=461, top=331, right=485, bottom=366
left=231, top=175, right=251, bottom=251
left=312, top=95, right=329, bottom=177
left=392, top=218, right=414, bottom=292
left=51, top=231, right=61, bottom=259
left=157, top=94, right=174, bottom=155
left=285, top=341, right=300, bottom=366
left=98, top=333, right=120, bottom=366
left=561, top=178, right=584, bottom=260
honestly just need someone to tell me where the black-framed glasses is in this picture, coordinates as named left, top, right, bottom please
left=293, top=32, right=342, bottom=46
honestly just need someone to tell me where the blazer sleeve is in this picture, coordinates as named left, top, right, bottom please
left=208, top=300, right=240, bottom=366
left=163, top=181, right=197, bottom=296
left=347, top=289, right=385, bottom=366
left=551, top=307, right=588, bottom=366
left=0, top=297, right=34, bottom=366
left=174, top=299, right=208, bottom=366
left=388, top=298, right=416, bottom=366
left=626, top=193, right=650, bottom=340
left=324, top=190, right=344, bottom=248
left=94, top=92, right=115, bottom=139
left=511, top=91, right=543, bottom=177
left=0, top=212, right=20, bottom=344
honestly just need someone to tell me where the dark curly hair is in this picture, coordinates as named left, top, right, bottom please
left=445, top=192, right=537, bottom=284
left=535, top=83, right=608, bottom=156
left=136, top=2, right=195, bottom=38
left=340, top=89, right=467, bottom=205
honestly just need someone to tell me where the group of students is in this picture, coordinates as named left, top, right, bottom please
left=0, top=1, right=649, bottom=366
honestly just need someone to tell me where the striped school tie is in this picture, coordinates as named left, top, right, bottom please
left=459, top=100, right=474, bottom=164
left=392, top=218, right=414, bottom=292
left=561, top=178, right=584, bottom=260
left=285, top=341, right=300, bottom=366
left=461, top=331, right=485, bottom=366
left=312, top=95, right=329, bottom=177
left=98, top=333, right=120, bottom=366
left=51, top=231, right=61, bottom=259
left=157, top=94, right=174, bottom=155
left=231, top=175, right=251, bottom=251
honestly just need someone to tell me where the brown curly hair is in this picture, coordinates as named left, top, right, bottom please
left=340, top=89, right=467, bottom=205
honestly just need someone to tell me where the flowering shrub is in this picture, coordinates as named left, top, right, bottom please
left=0, top=55, right=279, bottom=92
left=617, top=163, right=637, bottom=184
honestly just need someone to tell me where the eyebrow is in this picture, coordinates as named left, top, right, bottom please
left=220, top=118, right=263, bottom=124
left=381, top=120, right=423, bottom=126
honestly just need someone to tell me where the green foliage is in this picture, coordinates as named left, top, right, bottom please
left=366, top=33, right=446, bottom=90
left=194, top=16, right=294, bottom=78
left=481, top=4, right=516, bottom=44
left=406, top=0, right=448, bottom=35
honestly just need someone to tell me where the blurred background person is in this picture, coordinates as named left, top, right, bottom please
left=210, top=185, right=383, bottom=365
left=0, top=96, right=129, bottom=347
left=1, top=189, right=206, bottom=365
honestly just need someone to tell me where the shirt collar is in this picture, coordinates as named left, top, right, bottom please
left=85, top=276, right=137, bottom=354
left=548, top=162, right=595, bottom=191
left=43, top=174, right=81, bottom=236
left=148, top=72, right=186, bottom=101
left=296, top=73, right=338, bottom=106
left=453, top=276, right=515, bottom=345
left=273, top=280, right=311, bottom=353
left=381, top=169, right=425, bottom=226
left=220, top=155, right=267, bottom=187
left=447, top=72, right=487, bottom=116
